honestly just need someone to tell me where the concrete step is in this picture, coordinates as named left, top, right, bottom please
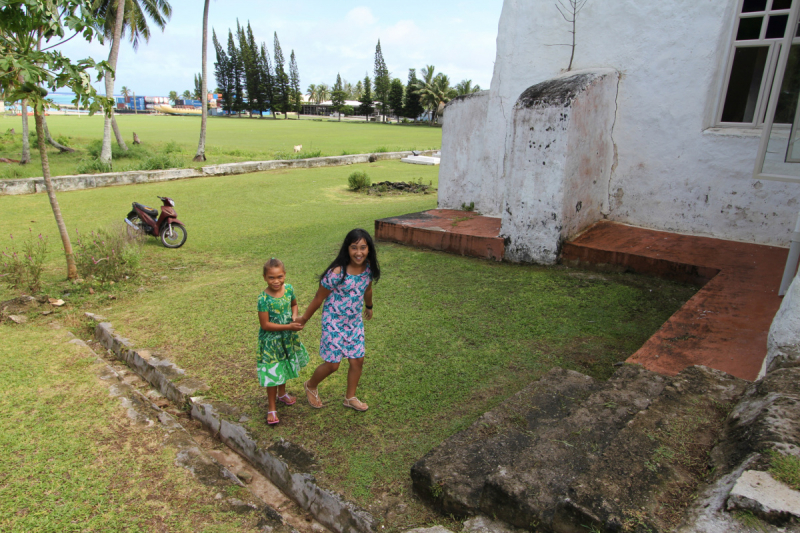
left=411, top=365, right=748, bottom=532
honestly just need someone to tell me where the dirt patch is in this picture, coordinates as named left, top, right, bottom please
left=366, top=181, right=435, bottom=195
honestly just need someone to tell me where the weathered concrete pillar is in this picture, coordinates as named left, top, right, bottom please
left=761, top=269, right=800, bottom=377
left=501, top=68, right=619, bottom=264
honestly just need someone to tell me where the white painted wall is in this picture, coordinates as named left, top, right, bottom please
left=438, top=0, right=800, bottom=246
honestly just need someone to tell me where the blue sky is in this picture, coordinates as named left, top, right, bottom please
left=58, top=0, right=505, bottom=97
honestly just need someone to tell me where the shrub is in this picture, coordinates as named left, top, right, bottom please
left=0, top=229, right=48, bottom=294
left=163, top=140, right=182, bottom=154
left=74, top=224, right=143, bottom=283
left=76, top=158, right=113, bottom=174
left=55, top=134, right=71, bottom=147
left=373, top=146, right=388, bottom=153
left=348, top=171, right=371, bottom=191
left=137, top=153, right=182, bottom=170
left=86, top=139, right=146, bottom=160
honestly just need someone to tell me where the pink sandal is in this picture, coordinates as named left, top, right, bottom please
left=267, top=411, right=280, bottom=425
left=277, top=393, right=296, bottom=406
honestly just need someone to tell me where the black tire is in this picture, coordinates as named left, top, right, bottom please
left=159, top=222, right=187, bottom=248
left=126, top=212, right=146, bottom=238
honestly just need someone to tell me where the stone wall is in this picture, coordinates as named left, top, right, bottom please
left=438, top=0, right=800, bottom=247
left=0, top=150, right=438, bottom=196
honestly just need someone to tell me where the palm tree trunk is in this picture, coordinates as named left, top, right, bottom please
left=42, top=115, right=75, bottom=153
left=111, top=114, right=127, bottom=150
left=34, top=111, right=77, bottom=280
left=100, top=0, right=126, bottom=165
left=194, top=0, right=210, bottom=162
left=20, top=98, right=31, bottom=164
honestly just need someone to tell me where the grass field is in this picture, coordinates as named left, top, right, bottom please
left=0, top=113, right=442, bottom=180
left=0, top=160, right=696, bottom=529
left=0, top=324, right=263, bottom=532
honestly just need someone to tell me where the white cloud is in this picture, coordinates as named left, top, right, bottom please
left=345, top=7, right=377, bottom=27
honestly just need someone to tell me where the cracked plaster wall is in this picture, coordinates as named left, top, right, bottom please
left=438, top=0, right=800, bottom=246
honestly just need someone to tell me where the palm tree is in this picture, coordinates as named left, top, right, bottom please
left=455, top=79, right=481, bottom=96
left=93, top=0, right=172, bottom=165
left=193, top=0, right=209, bottom=162
left=120, top=85, right=130, bottom=99
left=317, top=83, right=330, bottom=103
left=306, top=84, right=317, bottom=104
left=98, top=0, right=127, bottom=165
left=181, top=90, right=191, bottom=99
left=168, top=90, right=177, bottom=104
left=414, top=66, right=456, bottom=125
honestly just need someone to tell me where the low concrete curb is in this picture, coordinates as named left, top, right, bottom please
left=92, top=318, right=375, bottom=533
left=0, top=150, right=438, bottom=196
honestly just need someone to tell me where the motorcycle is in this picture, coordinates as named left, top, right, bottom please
left=125, top=196, right=187, bottom=248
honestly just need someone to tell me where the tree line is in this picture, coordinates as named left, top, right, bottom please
left=309, top=40, right=482, bottom=125
left=211, top=21, right=301, bottom=118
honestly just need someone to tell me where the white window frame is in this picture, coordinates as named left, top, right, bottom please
left=716, top=0, right=797, bottom=128
left=754, top=0, right=800, bottom=181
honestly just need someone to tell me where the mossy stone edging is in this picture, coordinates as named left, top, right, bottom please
left=92, top=318, right=376, bottom=533
left=0, top=150, right=438, bottom=196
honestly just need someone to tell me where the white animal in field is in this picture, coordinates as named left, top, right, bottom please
left=293, top=145, right=302, bottom=153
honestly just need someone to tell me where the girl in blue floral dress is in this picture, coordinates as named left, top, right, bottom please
left=258, top=258, right=308, bottom=425
left=296, top=229, right=381, bottom=411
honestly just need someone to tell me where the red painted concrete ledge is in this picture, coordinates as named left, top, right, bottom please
left=375, top=209, right=504, bottom=261
left=562, top=221, right=788, bottom=381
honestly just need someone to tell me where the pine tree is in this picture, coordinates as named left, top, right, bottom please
left=273, top=32, right=290, bottom=118
left=227, top=30, right=244, bottom=117
left=388, top=78, right=404, bottom=122
left=242, top=22, right=263, bottom=117
left=403, top=68, right=424, bottom=122
left=373, top=40, right=390, bottom=121
left=258, top=42, right=276, bottom=119
left=331, top=72, right=346, bottom=122
left=358, top=75, right=374, bottom=118
left=289, top=50, right=301, bottom=117
left=212, top=29, right=233, bottom=114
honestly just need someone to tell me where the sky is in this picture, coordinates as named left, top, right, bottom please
left=57, top=0, right=505, bottom=98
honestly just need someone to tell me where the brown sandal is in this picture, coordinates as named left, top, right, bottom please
left=304, top=381, right=323, bottom=409
left=343, top=396, right=368, bottom=411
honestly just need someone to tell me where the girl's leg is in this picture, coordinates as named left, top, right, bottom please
left=277, top=383, right=295, bottom=405
left=305, top=362, right=340, bottom=408
left=307, top=361, right=340, bottom=389
left=345, top=357, right=364, bottom=399
left=267, top=386, right=278, bottom=424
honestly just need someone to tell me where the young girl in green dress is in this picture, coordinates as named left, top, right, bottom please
left=257, top=258, right=309, bottom=425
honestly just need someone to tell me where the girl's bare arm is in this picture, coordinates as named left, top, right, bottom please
left=297, top=284, right=332, bottom=324
left=364, top=281, right=373, bottom=320
left=259, top=310, right=303, bottom=331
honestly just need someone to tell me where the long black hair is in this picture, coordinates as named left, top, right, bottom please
left=320, top=228, right=381, bottom=286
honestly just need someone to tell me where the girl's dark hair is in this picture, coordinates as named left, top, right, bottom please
left=263, top=258, right=285, bottom=277
left=320, top=228, right=381, bottom=286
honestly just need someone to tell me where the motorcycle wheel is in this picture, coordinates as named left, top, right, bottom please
left=160, top=222, right=187, bottom=248
left=126, top=212, right=147, bottom=238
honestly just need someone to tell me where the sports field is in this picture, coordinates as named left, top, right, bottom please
left=0, top=113, right=442, bottom=180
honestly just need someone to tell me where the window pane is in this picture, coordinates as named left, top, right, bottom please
left=775, top=45, right=800, bottom=123
left=766, top=14, right=789, bottom=38
left=737, top=16, right=764, bottom=40
left=772, top=0, right=792, bottom=10
left=742, top=0, right=768, bottom=12
left=722, top=46, right=770, bottom=122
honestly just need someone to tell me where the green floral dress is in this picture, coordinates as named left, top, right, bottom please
left=257, top=284, right=309, bottom=387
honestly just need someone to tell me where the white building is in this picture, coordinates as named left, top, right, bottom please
left=439, top=0, right=800, bottom=263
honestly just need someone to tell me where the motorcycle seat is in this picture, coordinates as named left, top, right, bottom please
left=134, top=203, right=158, bottom=219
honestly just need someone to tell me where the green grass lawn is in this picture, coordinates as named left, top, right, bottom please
left=0, top=114, right=442, bottom=180
left=0, top=160, right=696, bottom=529
left=0, top=323, right=263, bottom=532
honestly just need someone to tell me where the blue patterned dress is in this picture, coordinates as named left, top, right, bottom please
left=319, top=265, right=372, bottom=363
left=257, top=284, right=309, bottom=387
